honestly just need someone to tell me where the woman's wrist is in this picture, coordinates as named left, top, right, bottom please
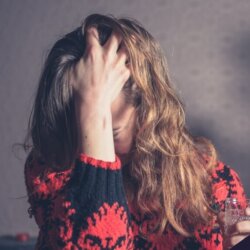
left=76, top=105, right=116, bottom=162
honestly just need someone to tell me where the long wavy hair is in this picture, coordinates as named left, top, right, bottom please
left=24, top=14, right=218, bottom=238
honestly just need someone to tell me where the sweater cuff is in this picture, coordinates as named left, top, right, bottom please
left=77, top=153, right=121, bottom=170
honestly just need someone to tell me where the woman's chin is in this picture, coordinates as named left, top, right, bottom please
left=114, top=138, right=133, bottom=165
left=114, top=143, right=130, bottom=156
left=115, top=146, right=131, bottom=165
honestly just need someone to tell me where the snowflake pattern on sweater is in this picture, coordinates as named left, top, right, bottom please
left=24, top=152, right=246, bottom=250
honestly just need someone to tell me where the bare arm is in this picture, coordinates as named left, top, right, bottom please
left=25, top=26, right=133, bottom=249
left=71, top=27, right=130, bottom=161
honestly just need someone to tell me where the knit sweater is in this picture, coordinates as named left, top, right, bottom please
left=24, top=152, right=246, bottom=250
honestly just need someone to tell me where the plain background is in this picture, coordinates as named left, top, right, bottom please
left=0, top=0, right=249, bottom=237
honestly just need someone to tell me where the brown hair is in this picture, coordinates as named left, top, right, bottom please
left=24, top=14, right=217, bottom=238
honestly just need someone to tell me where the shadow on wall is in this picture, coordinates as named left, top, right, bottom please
left=189, top=31, right=250, bottom=196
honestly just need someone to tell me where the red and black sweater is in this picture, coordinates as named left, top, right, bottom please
left=24, top=152, right=246, bottom=249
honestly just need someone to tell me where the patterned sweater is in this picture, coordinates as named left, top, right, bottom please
left=24, top=152, right=246, bottom=250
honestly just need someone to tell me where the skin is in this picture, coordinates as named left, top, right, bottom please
left=70, top=26, right=250, bottom=247
left=217, top=207, right=250, bottom=249
left=70, top=27, right=135, bottom=164
left=111, top=90, right=136, bottom=164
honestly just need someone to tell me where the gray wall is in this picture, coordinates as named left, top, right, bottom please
left=0, top=0, right=249, bottom=236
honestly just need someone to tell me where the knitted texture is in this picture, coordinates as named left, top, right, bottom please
left=24, top=153, right=246, bottom=250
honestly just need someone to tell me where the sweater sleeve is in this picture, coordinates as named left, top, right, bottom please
left=24, top=151, right=134, bottom=250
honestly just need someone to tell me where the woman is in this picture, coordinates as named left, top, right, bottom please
left=24, top=14, right=250, bottom=249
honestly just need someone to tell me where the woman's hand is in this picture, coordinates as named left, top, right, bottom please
left=71, top=27, right=130, bottom=112
left=218, top=208, right=250, bottom=249
left=70, top=27, right=130, bottom=161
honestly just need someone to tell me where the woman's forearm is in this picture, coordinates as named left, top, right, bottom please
left=76, top=104, right=116, bottom=162
left=71, top=27, right=129, bottom=162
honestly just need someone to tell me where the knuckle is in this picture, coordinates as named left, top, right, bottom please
left=86, top=45, right=99, bottom=61
left=102, top=52, right=110, bottom=63
left=87, top=44, right=96, bottom=54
